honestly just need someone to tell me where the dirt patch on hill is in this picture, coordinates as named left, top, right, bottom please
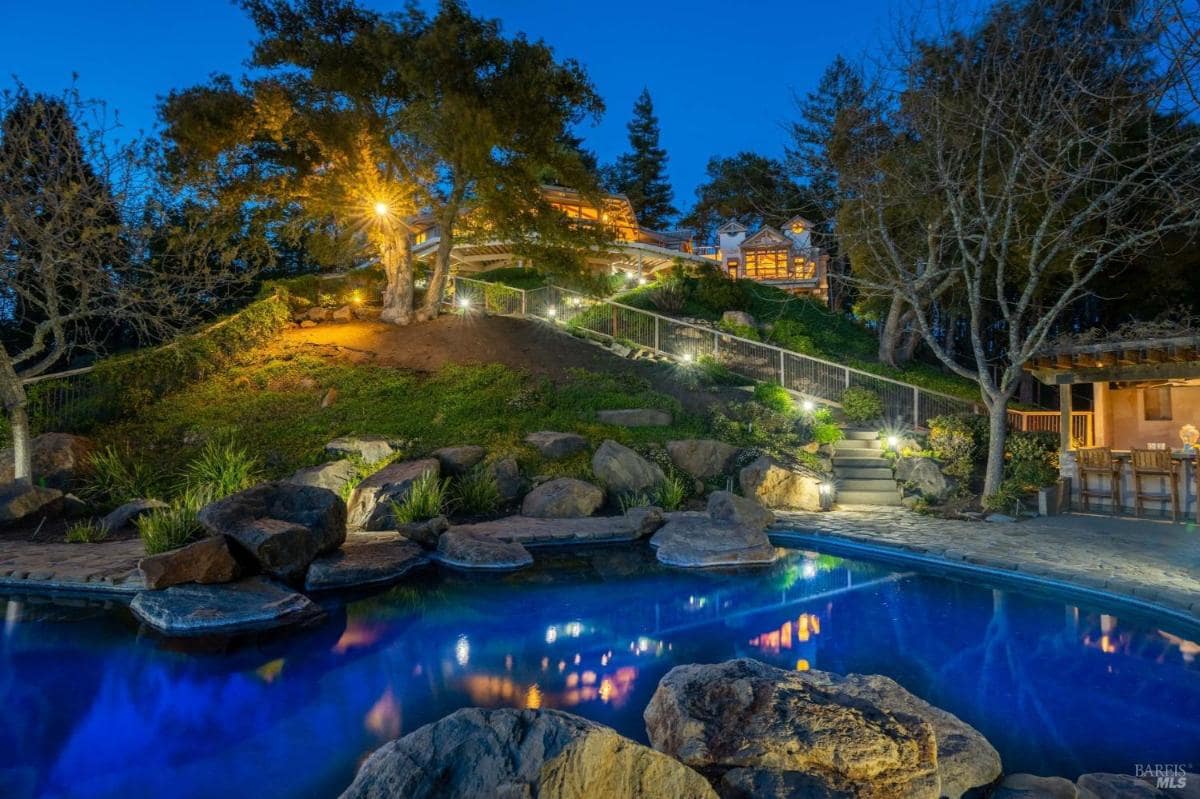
left=274, top=314, right=742, bottom=415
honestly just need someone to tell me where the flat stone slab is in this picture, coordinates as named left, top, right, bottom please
left=597, top=408, right=672, bottom=427
left=447, top=508, right=663, bottom=546
left=435, top=530, right=533, bottom=571
left=652, top=514, right=778, bottom=568
left=524, top=431, right=588, bottom=459
left=325, top=435, right=394, bottom=463
left=0, top=539, right=145, bottom=595
left=304, top=532, right=427, bottom=591
left=130, top=576, right=323, bottom=637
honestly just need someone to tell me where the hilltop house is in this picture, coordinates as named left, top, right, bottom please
left=409, top=186, right=831, bottom=305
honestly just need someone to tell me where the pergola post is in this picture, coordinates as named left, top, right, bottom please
left=1058, top=383, right=1072, bottom=452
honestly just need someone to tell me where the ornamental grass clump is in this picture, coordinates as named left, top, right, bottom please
left=454, top=465, right=503, bottom=516
left=82, top=445, right=162, bottom=510
left=65, top=519, right=108, bottom=544
left=655, top=474, right=687, bottom=511
left=179, top=439, right=261, bottom=500
left=137, top=488, right=208, bottom=555
left=391, top=471, right=451, bottom=523
left=752, top=382, right=793, bottom=415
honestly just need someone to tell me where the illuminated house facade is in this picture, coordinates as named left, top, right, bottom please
left=411, top=187, right=830, bottom=304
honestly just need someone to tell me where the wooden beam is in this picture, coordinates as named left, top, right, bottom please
left=1059, top=384, right=1072, bottom=453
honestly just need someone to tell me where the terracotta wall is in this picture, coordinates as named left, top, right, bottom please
left=1098, top=383, right=1200, bottom=450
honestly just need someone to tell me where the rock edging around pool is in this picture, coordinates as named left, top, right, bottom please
left=339, top=658, right=1003, bottom=799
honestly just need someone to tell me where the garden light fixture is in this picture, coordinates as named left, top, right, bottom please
left=887, top=435, right=899, bottom=449
left=547, top=307, right=557, bottom=317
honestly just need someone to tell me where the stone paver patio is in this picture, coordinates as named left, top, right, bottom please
left=772, top=507, right=1200, bottom=624
left=0, top=539, right=144, bottom=596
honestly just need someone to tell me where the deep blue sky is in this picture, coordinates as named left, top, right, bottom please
left=1, top=0, right=903, bottom=209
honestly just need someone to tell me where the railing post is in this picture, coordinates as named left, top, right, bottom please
left=913, top=386, right=920, bottom=429
left=653, top=316, right=660, bottom=353
left=779, top=349, right=786, bottom=386
left=520, top=288, right=527, bottom=317
left=714, top=331, right=719, bottom=358
left=844, top=367, right=851, bottom=389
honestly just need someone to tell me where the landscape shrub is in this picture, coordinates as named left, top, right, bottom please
left=266, top=267, right=385, bottom=310
left=137, top=489, right=207, bottom=555
left=391, top=471, right=451, bottom=523
left=810, top=407, right=844, bottom=446
left=693, top=266, right=751, bottom=311
left=840, top=387, right=885, bottom=424
left=472, top=266, right=547, bottom=291
left=454, top=465, right=503, bottom=515
left=753, top=382, right=793, bottom=414
left=82, top=445, right=163, bottom=510
left=65, top=519, right=108, bottom=544
left=717, top=319, right=760, bottom=341
left=1005, top=431, right=1058, bottom=491
left=648, top=279, right=689, bottom=313
left=655, top=473, right=688, bottom=511
left=691, top=355, right=752, bottom=388
left=928, top=413, right=986, bottom=481
left=981, top=479, right=1026, bottom=515
left=617, top=491, right=653, bottom=512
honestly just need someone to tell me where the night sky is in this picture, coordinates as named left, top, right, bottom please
left=1, top=0, right=903, bottom=207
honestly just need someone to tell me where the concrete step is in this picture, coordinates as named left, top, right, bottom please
left=838, top=478, right=901, bottom=492
left=831, top=456, right=888, bottom=468
left=843, top=430, right=880, bottom=441
left=835, top=439, right=882, bottom=451
left=836, top=489, right=903, bottom=506
left=834, top=466, right=895, bottom=480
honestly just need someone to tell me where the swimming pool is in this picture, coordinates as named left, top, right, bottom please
left=1, top=544, right=1197, bottom=798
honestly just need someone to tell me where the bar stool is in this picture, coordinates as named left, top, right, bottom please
left=1129, top=448, right=1180, bottom=521
left=1077, top=447, right=1121, bottom=514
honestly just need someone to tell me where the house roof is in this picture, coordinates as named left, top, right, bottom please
left=784, top=214, right=815, bottom=230
left=1026, top=333, right=1200, bottom=385
left=717, top=220, right=748, bottom=234
left=740, top=226, right=793, bottom=250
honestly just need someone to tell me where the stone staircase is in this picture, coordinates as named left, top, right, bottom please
left=832, top=430, right=903, bottom=506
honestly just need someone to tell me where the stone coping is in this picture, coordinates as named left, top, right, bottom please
left=771, top=508, right=1200, bottom=629
left=0, top=539, right=145, bottom=598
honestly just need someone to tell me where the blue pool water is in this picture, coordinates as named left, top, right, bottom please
left=1, top=545, right=1198, bottom=798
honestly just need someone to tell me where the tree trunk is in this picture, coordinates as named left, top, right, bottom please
left=379, top=232, right=414, bottom=326
left=897, top=317, right=920, bottom=363
left=983, top=395, right=1010, bottom=497
left=878, top=291, right=906, bottom=367
left=0, top=359, right=31, bottom=487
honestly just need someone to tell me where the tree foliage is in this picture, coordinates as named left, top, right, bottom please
left=605, top=88, right=676, bottom=229
left=681, top=152, right=814, bottom=242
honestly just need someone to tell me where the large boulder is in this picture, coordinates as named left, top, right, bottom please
left=707, top=490, right=774, bottom=530
left=339, top=707, right=717, bottom=799
left=198, top=482, right=347, bottom=584
left=1076, top=773, right=1177, bottom=798
left=304, top=532, right=426, bottom=592
left=347, top=458, right=440, bottom=530
left=0, top=432, right=94, bottom=490
left=325, top=435, right=394, bottom=464
left=524, top=431, right=588, bottom=460
left=650, top=514, right=777, bottom=568
left=896, top=456, right=951, bottom=501
left=285, top=459, right=359, bottom=494
left=447, top=507, right=663, bottom=546
left=487, top=457, right=524, bottom=503
left=138, top=536, right=241, bottom=590
left=666, top=439, right=739, bottom=479
left=992, top=774, right=1083, bottom=799
left=395, top=515, right=450, bottom=549
left=597, top=408, right=672, bottom=427
left=521, top=478, right=604, bottom=518
left=435, top=530, right=532, bottom=571
left=721, top=310, right=757, bottom=329
left=130, top=577, right=322, bottom=636
left=0, top=484, right=63, bottom=524
left=592, top=440, right=665, bottom=495
left=645, top=659, right=941, bottom=799
left=739, top=456, right=823, bottom=510
left=100, top=498, right=168, bottom=533
left=433, top=445, right=486, bottom=476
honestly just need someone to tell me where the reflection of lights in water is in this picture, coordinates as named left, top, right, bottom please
left=801, top=561, right=818, bottom=579
left=365, top=688, right=402, bottom=739
left=1100, top=635, right=1117, bottom=654
left=687, top=595, right=708, bottom=609
left=599, top=678, right=614, bottom=703
left=558, top=660, right=566, bottom=672
left=526, top=684, right=542, bottom=709
left=455, top=635, right=470, bottom=666
left=565, top=621, right=583, bottom=637
left=255, top=658, right=285, bottom=683
left=582, top=671, right=596, bottom=685
left=796, top=659, right=810, bottom=671
left=333, top=620, right=385, bottom=653
left=1160, top=630, right=1200, bottom=663
left=504, top=654, right=513, bottom=671
left=566, top=673, right=579, bottom=688
left=750, top=614, right=821, bottom=655
left=573, top=654, right=581, bottom=665
left=600, top=653, right=609, bottom=666
left=541, top=657, right=549, bottom=671
left=545, top=626, right=558, bottom=644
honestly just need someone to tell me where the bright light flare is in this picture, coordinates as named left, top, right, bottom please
left=547, top=307, right=557, bottom=317
left=887, top=435, right=899, bottom=449
left=374, top=201, right=390, bottom=217
left=802, top=400, right=815, bottom=412
left=458, top=297, right=471, bottom=309
left=681, top=353, right=693, bottom=363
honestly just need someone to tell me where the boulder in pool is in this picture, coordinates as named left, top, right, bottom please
left=435, top=530, right=532, bottom=571
left=130, top=577, right=322, bottom=636
left=650, top=514, right=777, bottom=568
left=446, top=507, right=662, bottom=545
left=198, top=482, right=347, bottom=584
left=645, top=658, right=948, bottom=798
left=1076, top=773, right=1179, bottom=798
left=305, top=532, right=427, bottom=592
left=339, top=707, right=717, bottom=799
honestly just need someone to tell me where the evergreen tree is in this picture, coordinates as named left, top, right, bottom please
left=681, top=152, right=814, bottom=242
left=606, top=88, right=676, bottom=229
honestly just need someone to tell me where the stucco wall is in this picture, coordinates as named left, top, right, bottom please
left=1101, top=384, right=1200, bottom=450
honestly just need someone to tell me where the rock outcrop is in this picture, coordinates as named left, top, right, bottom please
left=644, top=659, right=1000, bottom=799
left=666, top=439, right=739, bottom=479
left=433, top=445, right=486, bottom=476
left=347, top=458, right=439, bottom=530
left=487, top=458, right=524, bottom=503
left=339, top=707, right=717, bottom=799
left=446, top=508, right=663, bottom=546
left=739, top=456, right=824, bottom=510
left=521, top=478, right=604, bottom=518
left=597, top=408, right=673, bottom=427
left=130, top=577, right=322, bottom=636
left=435, top=530, right=533, bottom=570
left=304, top=532, right=426, bottom=591
left=138, top=536, right=241, bottom=590
left=524, top=431, right=588, bottom=459
left=0, top=432, right=94, bottom=490
left=286, top=460, right=359, bottom=494
left=325, top=435, right=394, bottom=464
left=706, top=490, right=774, bottom=530
left=650, top=513, right=778, bottom=568
left=100, top=498, right=168, bottom=532
left=0, top=485, right=63, bottom=523
left=592, top=440, right=665, bottom=495
left=198, top=482, right=347, bottom=583
left=896, top=456, right=951, bottom=501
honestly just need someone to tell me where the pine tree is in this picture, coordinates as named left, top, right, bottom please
left=607, top=88, right=676, bottom=229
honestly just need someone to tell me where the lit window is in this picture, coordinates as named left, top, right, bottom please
left=790, top=222, right=805, bottom=234
left=1144, top=386, right=1173, bottom=421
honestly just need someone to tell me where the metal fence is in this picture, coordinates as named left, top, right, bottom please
left=451, top=275, right=975, bottom=429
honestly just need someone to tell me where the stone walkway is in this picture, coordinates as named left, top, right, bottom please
left=771, top=507, right=1200, bottom=623
left=0, top=539, right=144, bottom=596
